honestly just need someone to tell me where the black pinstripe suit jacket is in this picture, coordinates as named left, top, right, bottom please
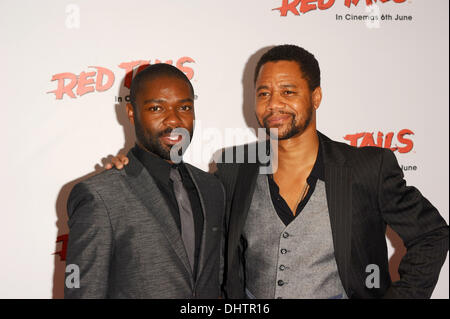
left=216, top=131, right=448, bottom=299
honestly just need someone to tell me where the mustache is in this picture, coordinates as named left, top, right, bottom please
left=157, top=127, right=176, bottom=137
left=263, top=111, right=295, bottom=123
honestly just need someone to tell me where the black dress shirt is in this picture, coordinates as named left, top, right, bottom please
left=268, top=143, right=325, bottom=226
left=132, top=145, right=204, bottom=278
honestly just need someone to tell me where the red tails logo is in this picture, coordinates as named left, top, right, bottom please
left=49, top=57, right=195, bottom=100
left=49, top=66, right=115, bottom=100
left=118, top=57, right=194, bottom=90
left=273, top=0, right=406, bottom=16
left=343, top=129, right=414, bottom=153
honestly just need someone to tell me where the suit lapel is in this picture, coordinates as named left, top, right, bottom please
left=320, top=132, right=353, bottom=291
left=124, top=152, right=193, bottom=280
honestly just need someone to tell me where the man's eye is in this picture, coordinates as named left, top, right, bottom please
left=148, top=106, right=162, bottom=111
left=258, top=92, right=270, bottom=97
left=284, top=90, right=295, bottom=95
left=180, top=105, right=192, bottom=111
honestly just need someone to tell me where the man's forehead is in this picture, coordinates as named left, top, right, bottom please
left=256, top=65, right=306, bottom=85
left=140, top=75, right=189, bottom=88
left=259, top=60, right=302, bottom=75
left=137, top=76, right=193, bottom=95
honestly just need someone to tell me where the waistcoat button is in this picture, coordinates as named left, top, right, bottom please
left=281, top=248, right=287, bottom=254
left=278, top=280, right=285, bottom=286
left=283, top=232, right=289, bottom=238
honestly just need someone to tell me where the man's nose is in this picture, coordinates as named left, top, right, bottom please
left=267, top=93, right=286, bottom=112
left=163, top=108, right=183, bottom=127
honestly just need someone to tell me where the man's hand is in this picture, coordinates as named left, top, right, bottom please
left=104, top=154, right=129, bottom=170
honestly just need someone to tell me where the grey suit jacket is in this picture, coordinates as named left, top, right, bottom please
left=64, top=151, right=226, bottom=298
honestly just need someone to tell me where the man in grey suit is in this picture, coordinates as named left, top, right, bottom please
left=65, top=63, right=226, bottom=298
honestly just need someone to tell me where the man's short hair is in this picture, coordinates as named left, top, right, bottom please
left=130, top=63, right=194, bottom=108
left=254, top=44, right=321, bottom=90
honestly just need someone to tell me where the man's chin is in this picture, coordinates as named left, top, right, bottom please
left=141, top=141, right=172, bottom=161
left=157, top=145, right=173, bottom=160
left=264, top=125, right=290, bottom=139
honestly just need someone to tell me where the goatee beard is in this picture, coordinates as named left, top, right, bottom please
left=135, top=124, right=191, bottom=161
left=261, top=106, right=313, bottom=140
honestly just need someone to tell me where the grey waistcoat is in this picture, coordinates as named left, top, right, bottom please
left=242, top=175, right=347, bottom=299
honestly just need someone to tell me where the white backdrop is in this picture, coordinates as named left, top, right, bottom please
left=0, top=0, right=448, bottom=298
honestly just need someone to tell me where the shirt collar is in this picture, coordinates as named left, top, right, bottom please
left=132, top=144, right=174, bottom=186
left=310, top=141, right=325, bottom=181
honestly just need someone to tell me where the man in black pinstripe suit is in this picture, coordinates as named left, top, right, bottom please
left=216, top=45, right=448, bottom=299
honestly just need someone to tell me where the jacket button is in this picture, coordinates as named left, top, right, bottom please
left=278, top=280, right=285, bottom=286
left=281, top=249, right=287, bottom=254
left=279, top=265, right=286, bottom=271
left=282, top=232, right=289, bottom=238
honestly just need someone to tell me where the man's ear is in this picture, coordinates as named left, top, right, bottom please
left=312, top=87, right=322, bottom=110
left=126, top=103, right=135, bottom=125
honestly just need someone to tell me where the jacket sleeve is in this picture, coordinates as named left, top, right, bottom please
left=215, top=163, right=229, bottom=298
left=215, top=161, right=250, bottom=299
left=64, top=182, right=114, bottom=299
left=378, top=149, right=449, bottom=299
